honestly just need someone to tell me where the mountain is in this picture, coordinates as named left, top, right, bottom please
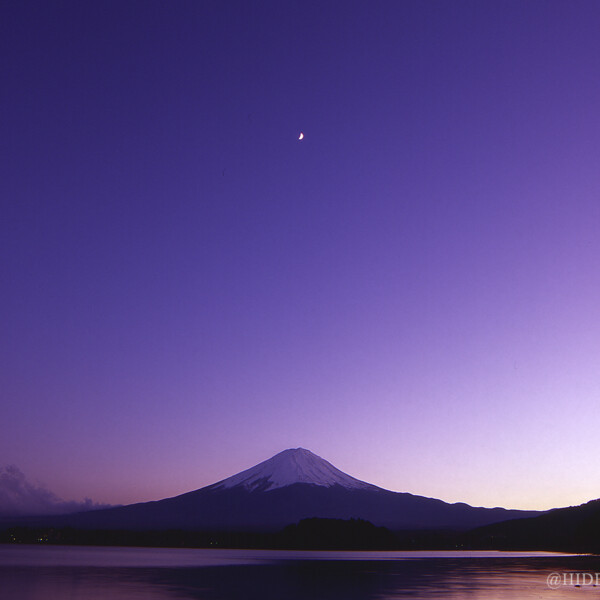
left=34, top=448, right=541, bottom=531
left=466, top=498, right=600, bottom=553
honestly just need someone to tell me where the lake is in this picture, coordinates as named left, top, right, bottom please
left=1, top=544, right=597, bottom=599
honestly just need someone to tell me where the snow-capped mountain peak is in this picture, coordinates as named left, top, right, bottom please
left=213, top=448, right=377, bottom=492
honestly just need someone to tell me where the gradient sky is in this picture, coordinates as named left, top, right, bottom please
left=2, top=0, right=600, bottom=512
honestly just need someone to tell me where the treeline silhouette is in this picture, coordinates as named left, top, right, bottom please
left=1, top=518, right=394, bottom=550
left=3, top=510, right=600, bottom=553
left=2, top=518, right=460, bottom=550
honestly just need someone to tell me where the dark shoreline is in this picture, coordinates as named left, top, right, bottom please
left=2, top=516, right=598, bottom=554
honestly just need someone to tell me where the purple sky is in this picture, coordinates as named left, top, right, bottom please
left=2, top=1, right=600, bottom=512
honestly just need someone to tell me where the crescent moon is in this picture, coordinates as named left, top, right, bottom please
left=298, top=132, right=304, bottom=140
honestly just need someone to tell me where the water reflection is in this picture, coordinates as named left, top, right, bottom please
left=1, top=550, right=599, bottom=599
left=137, top=558, right=600, bottom=599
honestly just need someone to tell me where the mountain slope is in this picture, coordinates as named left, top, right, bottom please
left=35, top=448, right=541, bottom=531
left=467, top=498, right=600, bottom=552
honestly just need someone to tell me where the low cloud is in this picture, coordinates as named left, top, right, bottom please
left=0, top=465, right=114, bottom=516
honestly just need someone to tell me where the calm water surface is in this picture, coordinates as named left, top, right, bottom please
left=1, top=544, right=598, bottom=599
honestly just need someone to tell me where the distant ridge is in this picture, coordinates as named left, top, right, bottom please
left=467, top=498, right=600, bottom=553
